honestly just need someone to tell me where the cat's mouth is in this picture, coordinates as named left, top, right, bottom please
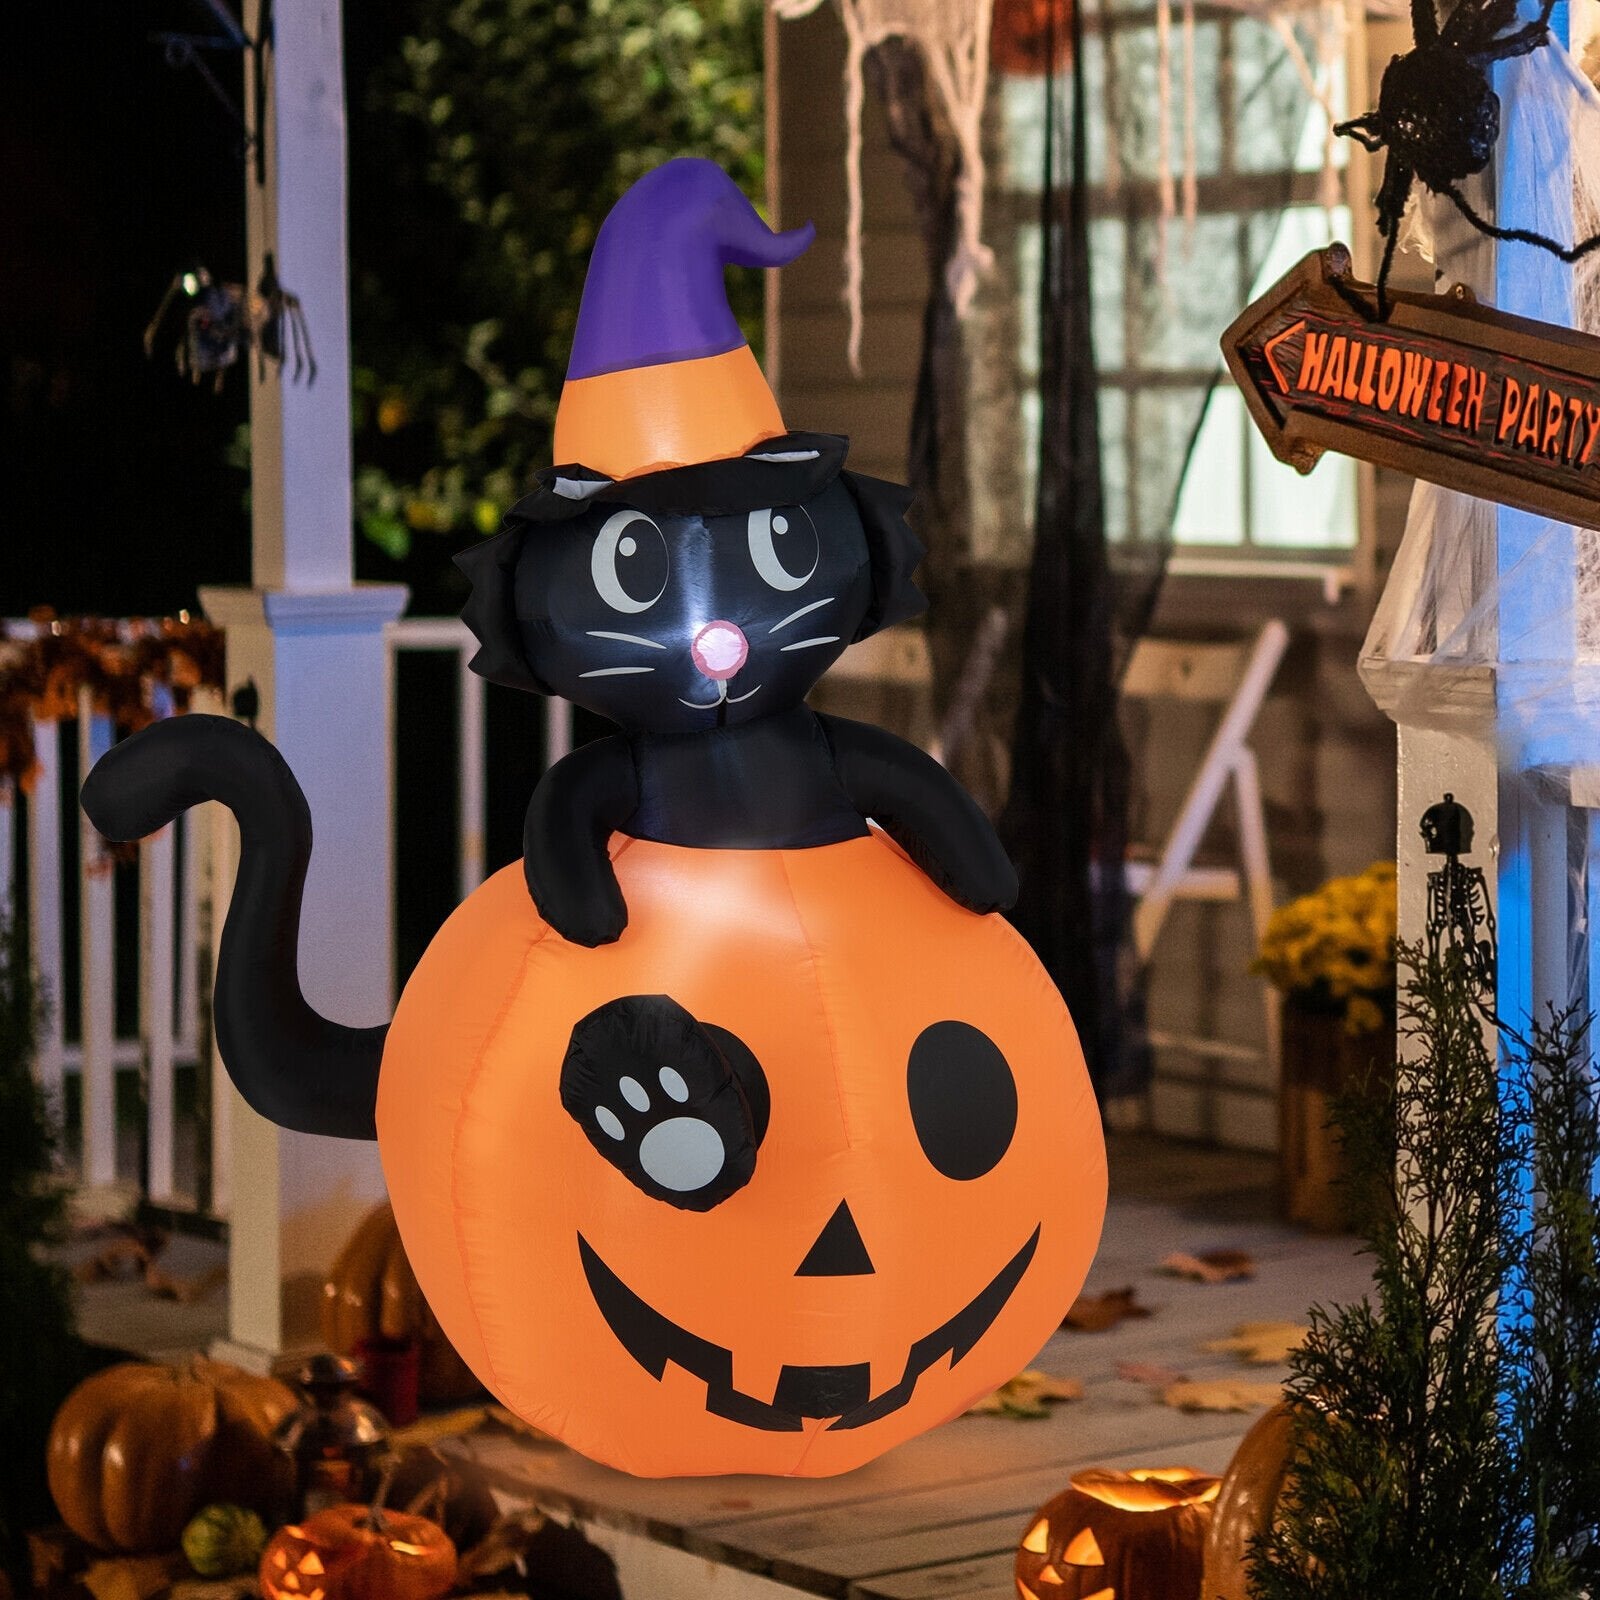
left=678, top=680, right=762, bottom=710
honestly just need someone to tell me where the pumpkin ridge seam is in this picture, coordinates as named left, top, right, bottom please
left=772, top=843, right=855, bottom=1152
left=447, top=927, right=551, bottom=1411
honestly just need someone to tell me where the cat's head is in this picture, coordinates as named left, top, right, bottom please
left=457, top=434, right=924, bottom=733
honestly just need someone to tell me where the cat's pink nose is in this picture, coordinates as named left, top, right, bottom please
left=691, top=620, right=749, bottom=682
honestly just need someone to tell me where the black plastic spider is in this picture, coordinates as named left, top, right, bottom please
left=143, top=251, right=316, bottom=391
left=1336, top=0, right=1600, bottom=315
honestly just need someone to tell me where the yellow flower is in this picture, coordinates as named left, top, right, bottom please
left=1256, top=861, right=1397, bottom=1026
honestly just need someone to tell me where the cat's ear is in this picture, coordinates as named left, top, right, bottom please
left=455, top=528, right=551, bottom=694
left=842, top=472, right=927, bottom=641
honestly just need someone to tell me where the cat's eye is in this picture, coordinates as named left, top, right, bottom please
left=592, top=510, right=669, bottom=614
left=747, top=506, right=819, bottom=592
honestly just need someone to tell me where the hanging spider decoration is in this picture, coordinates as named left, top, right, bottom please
left=1335, top=0, right=1600, bottom=317
left=143, top=252, right=316, bottom=391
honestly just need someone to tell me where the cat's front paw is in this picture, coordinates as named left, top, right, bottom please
left=560, top=995, right=769, bottom=1210
left=546, top=902, right=629, bottom=947
left=526, top=869, right=629, bottom=946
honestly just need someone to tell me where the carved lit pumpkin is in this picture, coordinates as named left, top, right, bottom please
left=378, top=840, right=1107, bottom=1477
left=1015, top=1467, right=1221, bottom=1600
left=991, top=0, right=1073, bottom=76
left=321, top=1202, right=482, bottom=1404
left=1201, top=1401, right=1298, bottom=1600
left=46, top=1358, right=297, bottom=1553
left=258, top=1504, right=456, bottom=1600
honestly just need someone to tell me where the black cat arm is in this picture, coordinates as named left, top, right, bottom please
left=818, top=714, right=1019, bottom=913
left=523, top=735, right=642, bottom=946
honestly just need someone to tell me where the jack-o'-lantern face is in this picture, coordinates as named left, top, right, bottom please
left=1015, top=1468, right=1221, bottom=1600
left=259, top=1506, right=456, bottom=1600
left=378, top=833, right=1108, bottom=1477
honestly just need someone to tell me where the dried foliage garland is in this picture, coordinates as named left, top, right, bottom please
left=0, top=614, right=224, bottom=790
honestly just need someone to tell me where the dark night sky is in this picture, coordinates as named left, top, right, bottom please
left=0, top=3, right=420, bottom=620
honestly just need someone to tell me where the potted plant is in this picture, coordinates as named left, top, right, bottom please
left=1254, top=861, right=1396, bottom=1229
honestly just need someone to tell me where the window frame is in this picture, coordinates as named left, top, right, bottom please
left=998, top=0, right=1377, bottom=584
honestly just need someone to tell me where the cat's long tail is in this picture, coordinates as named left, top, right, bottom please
left=81, top=714, right=386, bottom=1140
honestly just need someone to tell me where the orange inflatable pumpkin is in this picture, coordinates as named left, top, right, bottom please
left=378, top=833, right=1106, bottom=1477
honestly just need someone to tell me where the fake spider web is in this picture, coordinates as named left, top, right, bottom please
left=772, top=0, right=996, bottom=373
left=774, top=0, right=1406, bottom=372
left=1362, top=36, right=1600, bottom=777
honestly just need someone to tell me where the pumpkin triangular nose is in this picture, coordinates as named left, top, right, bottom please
left=796, top=1201, right=875, bottom=1276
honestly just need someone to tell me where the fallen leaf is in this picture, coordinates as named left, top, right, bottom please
left=483, top=1403, right=561, bottom=1445
left=1160, top=1249, right=1257, bottom=1283
left=1062, top=1286, right=1152, bottom=1332
left=966, top=1368, right=1084, bottom=1418
left=457, top=1509, right=549, bottom=1580
left=73, top=1236, right=155, bottom=1284
left=391, top=1406, right=493, bottom=1447
left=1161, top=1378, right=1283, bottom=1413
left=144, top=1261, right=228, bottom=1303
left=80, top=1554, right=185, bottom=1600
left=1202, top=1321, right=1310, bottom=1365
left=1115, top=1360, right=1189, bottom=1387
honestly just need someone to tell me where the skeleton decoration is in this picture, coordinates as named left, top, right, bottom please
left=1420, top=792, right=1497, bottom=991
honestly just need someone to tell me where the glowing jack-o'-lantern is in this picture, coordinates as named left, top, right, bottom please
left=258, top=1504, right=456, bottom=1600
left=379, top=841, right=1107, bottom=1478
left=1015, top=1467, right=1221, bottom=1600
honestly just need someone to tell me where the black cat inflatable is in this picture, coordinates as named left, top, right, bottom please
left=84, top=159, right=1106, bottom=1477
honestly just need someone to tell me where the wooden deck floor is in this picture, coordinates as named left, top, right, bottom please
left=65, top=1136, right=1371, bottom=1598
left=468, top=1150, right=1372, bottom=1600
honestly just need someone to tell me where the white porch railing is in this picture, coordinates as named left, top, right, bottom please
left=8, top=616, right=571, bottom=1225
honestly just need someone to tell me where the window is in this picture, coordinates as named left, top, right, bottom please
left=1002, top=1, right=1359, bottom=561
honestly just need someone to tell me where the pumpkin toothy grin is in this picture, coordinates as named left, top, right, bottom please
left=578, top=1226, right=1041, bottom=1431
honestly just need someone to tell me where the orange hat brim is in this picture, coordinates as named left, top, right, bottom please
left=553, top=345, right=786, bottom=482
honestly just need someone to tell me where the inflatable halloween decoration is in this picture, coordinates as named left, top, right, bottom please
left=82, top=158, right=1106, bottom=1477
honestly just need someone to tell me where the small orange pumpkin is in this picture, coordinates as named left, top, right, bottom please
left=1015, top=1467, right=1220, bottom=1600
left=1201, top=1401, right=1298, bottom=1600
left=46, top=1358, right=297, bottom=1553
left=991, top=0, right=1073, bottom=77
left=258, top=1504, right=456, bottom=1600
left=321, top=1202, right=482, bottom=1405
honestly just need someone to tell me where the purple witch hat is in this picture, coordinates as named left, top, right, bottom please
left=554, top=158, right=815, bottom=480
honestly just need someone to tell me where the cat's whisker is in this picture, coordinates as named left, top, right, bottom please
left=778, top=636, right=841, bottom=652
left=769, top=598, right=834, bottom=635
left=587, top=630, right=666, bottom=649
left=580, top=666, right=657, bottom=678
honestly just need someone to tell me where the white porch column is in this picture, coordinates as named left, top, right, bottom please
left=205, top=0, right=407, bottom=1367
left=1369, top=0, right=1585, bottom=1022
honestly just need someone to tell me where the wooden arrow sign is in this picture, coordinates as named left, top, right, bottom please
left=1222, top=244, right=1600, bottom=531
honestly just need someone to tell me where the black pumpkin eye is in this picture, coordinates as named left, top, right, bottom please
left=907, top=1021, right=1017, bottom=1180
left=747, top=506, right=819, bottom=591
left=592, top=509, right=669, bottom=613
